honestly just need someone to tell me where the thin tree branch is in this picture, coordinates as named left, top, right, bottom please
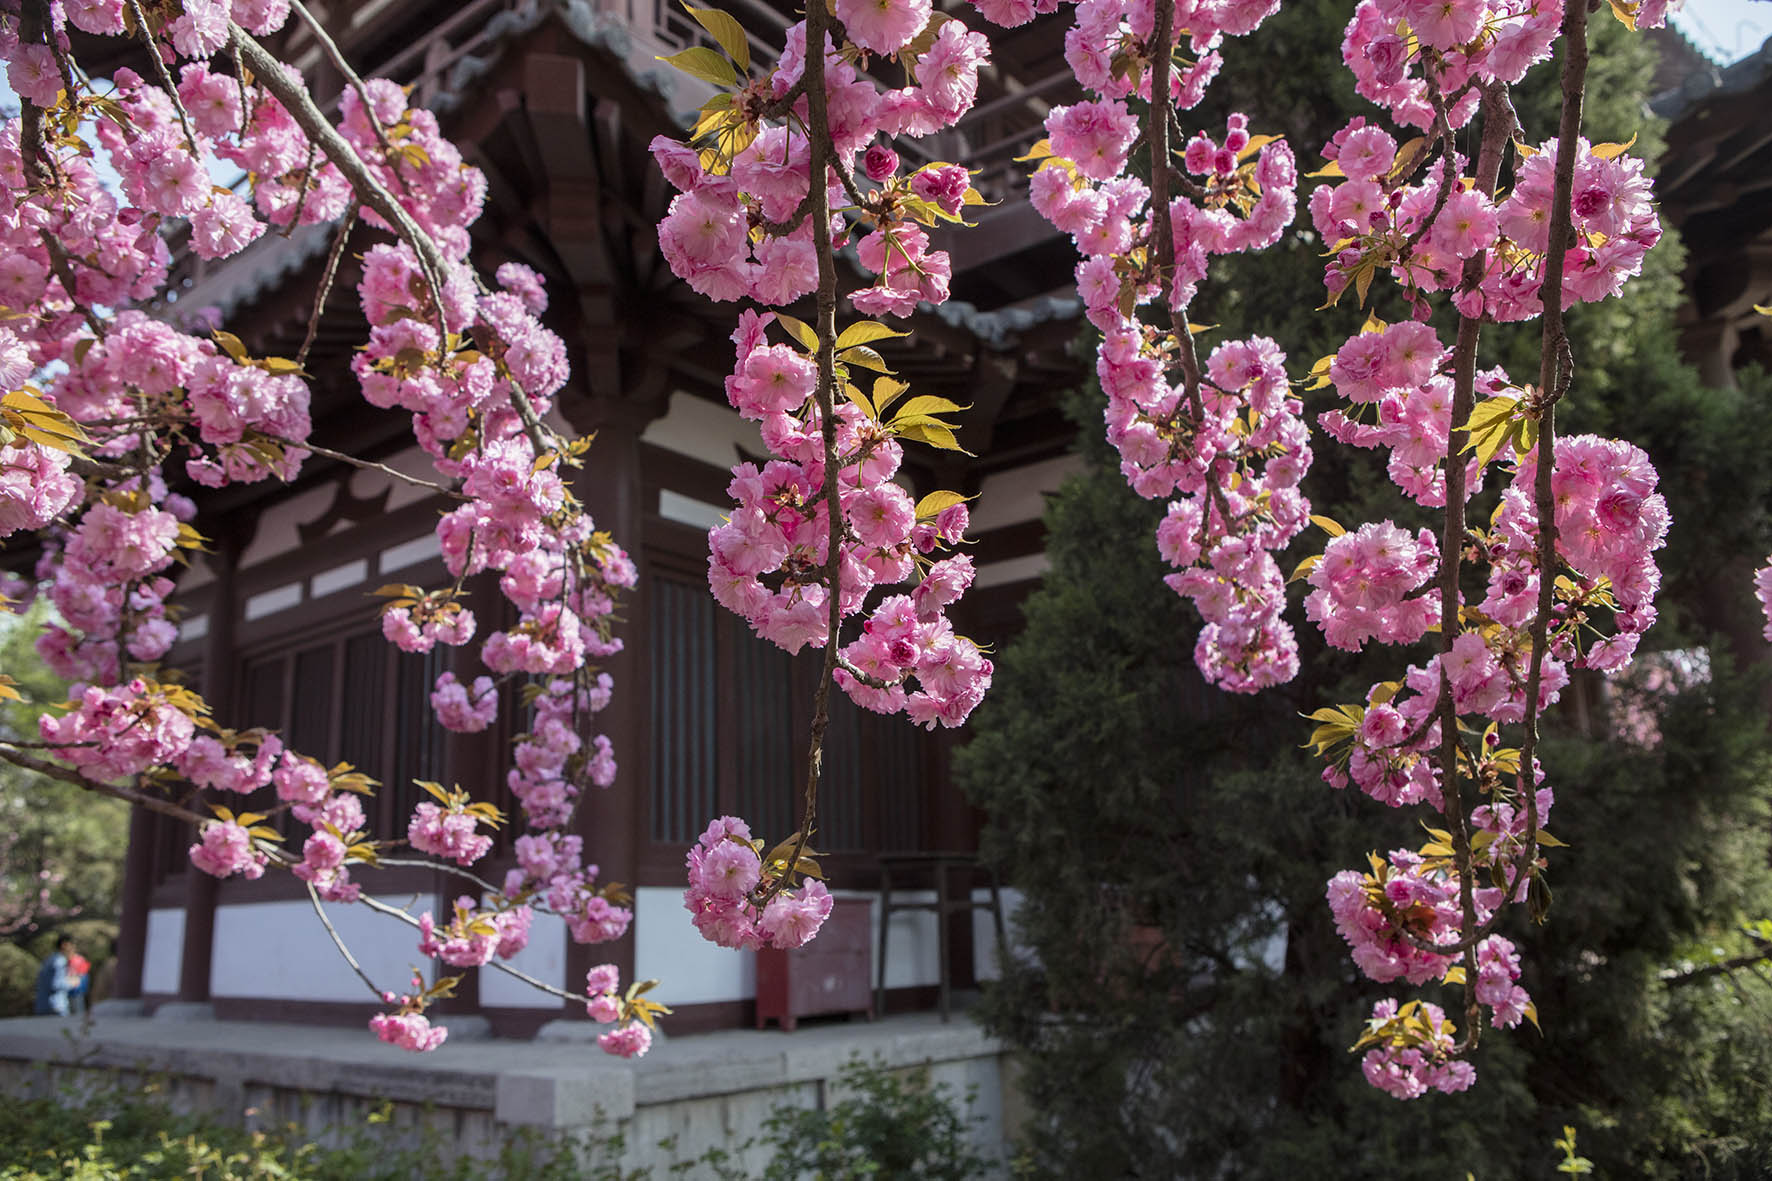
left=307, top=881, right=386, bottom=1000
left=1662, top=945, right=1772, bottom=987
left=123, top=0, right=203, bottom=160
left=255, top=431, right=464, bottom=497
left=758, top=0, right=839, bottom=911
left=1429, top=74, right=1520, bottom=1040
left=297, top=208, right=357, bottom=368
left=287, top=0, right=403, bottom=172
left=353, top=892, right=602, bottom=1005
left=1511, top=0, right=1589, bottom=916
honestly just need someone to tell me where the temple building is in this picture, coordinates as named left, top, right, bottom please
left=78, top=1, right=1772, bottom=1042
left=103, top=0, right=1094, bottom=1036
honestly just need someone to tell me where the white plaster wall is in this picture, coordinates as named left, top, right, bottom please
left=633, top=886, right=1019, bottom=1001
left=972, top=887, right=1022, bottom=982
left=211, top=900, right=433, bottom=1001
left=976, top=552, right=1050, bottom=588
left=641, top=391, right=763, bottom=470
left=970, top=454, right=1083, bottom=532
left=349, top=445, right=440, bottom=514
left=477, top=912, right=568, bottom=1009
left=633, top=886, right=756, bottom=1005
left=657, top=490, right=727, bottom=531
left=142, top=907, right=184, bottom=995
left=175, top=551, right=215, bottom=592
left=238, top=485, right=337, bottom=568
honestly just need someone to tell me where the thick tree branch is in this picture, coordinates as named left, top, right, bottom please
left=762, top=0, right=839, bottom=910
left=1427, top=76, right=1520, bottom=1037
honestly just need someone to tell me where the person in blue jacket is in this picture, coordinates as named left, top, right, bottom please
left=32, top=932, right=77, bottom=1016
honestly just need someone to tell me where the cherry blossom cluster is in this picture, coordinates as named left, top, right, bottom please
left=370, top=972, right=451, bottom=1053
left=1318, top=319, right=1467, bottom=505
left=1004, top=0, right=1306, bottom=692
left=418, top=895, right=531, bottom=968
left=582, top=963, right=656, bottom=1058
left=1305, top=521, right=1440, bottom=654
left=501, top=829, right=633, bottom=947
left=1300, top=0, right=1678, bottom=1096
left=1126, top=334, right=1312, bottom=692
left=1356, top=999, right=1474, bottom=1100
left=652, top=7, right=991, bottom=313
left=706, top=312, right=992, bottom=728
left=682, top=815, right=834, bottom=951
left=1311, top=124, right=1661, bottom=324
left=2, top=0, right=646, bottom=1055
left=651, top=4, right=997, bottom=732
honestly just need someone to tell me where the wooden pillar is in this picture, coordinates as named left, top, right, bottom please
left=562, top=396, right=658, bottom=1005
left=178, top=528, right=241, bottom=1004
left=111, top=803, right=155, bottom=999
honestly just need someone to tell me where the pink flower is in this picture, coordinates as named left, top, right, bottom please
left=1046, top=99, right=1139, bottom=181
left=370, top=1011, right=447, bottom=1053
left=835, top=0, right=932, bottom=54
left=597, top=1022, right=653, bottom=1058
left=190, top=821, right=268, bottom=880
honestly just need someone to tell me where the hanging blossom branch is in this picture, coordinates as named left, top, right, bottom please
left=1014, top=0, right=1307, bottom=696
left=981, top=0, right=1673, bottom=1097
left=1, top=0, right=647, bottom=1058
left=1300, top=0, right=1670, bottom=1098
left=651, top=0, right=999, bottom=951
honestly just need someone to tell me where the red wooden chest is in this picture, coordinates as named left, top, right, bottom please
left=754, top=898, right=874, bottom=1030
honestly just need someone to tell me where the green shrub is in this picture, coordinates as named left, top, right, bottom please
left=0, top=1056, right=995, bottom=1180
left=0, top=942, right=38, bottom=1017
left=754, top=1054, right=993, bottom=1181
left=0, top=1084, right=636, bottom=1181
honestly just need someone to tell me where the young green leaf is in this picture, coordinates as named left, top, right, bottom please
left=656, top=47, right=738, bottom=88
left=683, top=5, right=750, bottom=71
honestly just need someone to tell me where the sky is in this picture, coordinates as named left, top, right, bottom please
left=1674, top=0, right=1772, bottom=61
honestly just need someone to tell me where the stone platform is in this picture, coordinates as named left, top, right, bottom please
left=0, top=1008, right=1012, bottom=1175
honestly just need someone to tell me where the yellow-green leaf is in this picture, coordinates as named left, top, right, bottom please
left=1289, top=554, right=1321, bottom=584
left=1589, top=133, right=1637, bottom=160
left=835, top=321, right=908, bottom=350
left=844, top=382, right=875, bottom=420
left=1388, top=136, right=1428, bottom=180
left=656, top=47, right=738, bottom=88
left=1354, top=261, right=1376, bottom=308
left=871, top=376, right=911, bottom=414
left=683, top=5, right=750, bottom=71
left=1305, top=158, right=1344, bottom=179
left=897, top=421, right=971, bottom=453
left=837, top=345, right=893, bottom=374
left=1309, top=515, right=1346, bottom=538
left=213, top=330, right=249, bottom=363
left=914, top=490, right=969, bottom=519
left=893, top=395, right=967, bottom=419
left=1236, top=133, right=1281, bottom=162
left=773, top=313, right=819, bottom=352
